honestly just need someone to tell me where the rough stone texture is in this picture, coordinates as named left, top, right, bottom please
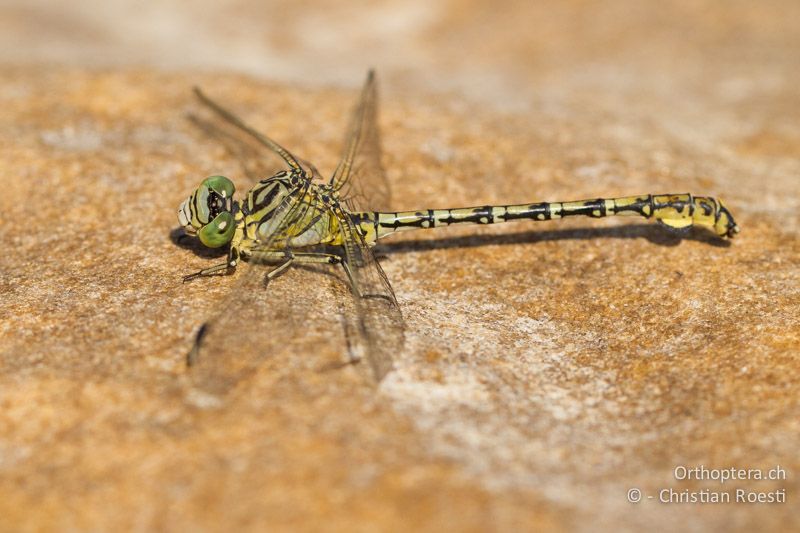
left=1, top=1, right=799, bottom=531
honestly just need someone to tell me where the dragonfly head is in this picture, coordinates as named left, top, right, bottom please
left=178, top=175, right=237, bottom=248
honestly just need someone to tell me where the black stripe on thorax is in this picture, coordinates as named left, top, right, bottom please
left=250, top=181, right=284, bottom=213
left=251, top=180, right=310, bottom=233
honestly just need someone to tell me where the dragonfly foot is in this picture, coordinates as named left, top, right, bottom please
left=182, top=262, right=235, bottom=283
left=182, top=271, right=203, bottom=283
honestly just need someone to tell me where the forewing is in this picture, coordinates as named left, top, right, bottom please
left=185, top=183, right=332, bottom=397
left=192, top=87, right=313, bottom=181
left=336, top=211, right=405, bottom=381
left=327, top=71, right=404, bottom=380
left=187, top=76, right=403, bottom=391
left=329, top=70, right=392, bottom=213
left=188, top=113, right=282, bottom=184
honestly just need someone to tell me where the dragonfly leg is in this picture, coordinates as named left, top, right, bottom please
left=339, top=259, right=363, bottom=298
left=182, top=261, right=234, bottom=283
left=247, top=249, right=343, bottom=280
left=250, top=249, right=342, bottom=265
left=266, top=254, right=294, bottom=280
left=183, top=248, right=240, bottom=283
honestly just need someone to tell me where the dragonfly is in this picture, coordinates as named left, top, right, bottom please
left=178, top=70, right=739, bottom=388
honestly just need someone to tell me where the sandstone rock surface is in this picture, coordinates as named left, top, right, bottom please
left=1, top=1, right=799, bottom=531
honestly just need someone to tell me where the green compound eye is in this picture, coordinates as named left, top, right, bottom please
left=201, top=175, right=235, bottom=198
left=198, top=211, right=236, bottom=248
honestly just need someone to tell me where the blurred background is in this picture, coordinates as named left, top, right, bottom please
left=3, top=0, right=798, bottom=112
left=4, top=0, right=796, bottom=258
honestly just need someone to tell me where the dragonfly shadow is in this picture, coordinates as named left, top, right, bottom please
left=377, top=223, right=731, bottom=255
left=169, top=227, right=228, bottom=259
left=171, top=223, right=730, bottom=262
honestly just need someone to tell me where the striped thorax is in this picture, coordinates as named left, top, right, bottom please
left=178, top=169, right=349, bottom=268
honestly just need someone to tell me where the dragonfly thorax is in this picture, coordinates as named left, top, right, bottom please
left=239, top=170, right=347, bottom=249
left=178, top=175, right=238, bottom=248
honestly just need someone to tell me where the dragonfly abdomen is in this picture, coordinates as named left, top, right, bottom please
left=364, top=193, right=738, bottom=240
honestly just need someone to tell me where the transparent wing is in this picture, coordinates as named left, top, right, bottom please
left=194, top=87, right=301, bottom=170
left=186, top=183, right=335, bottom=396
left=336, top=209, right=405, bottom=381
left=188, top=112, right=280, bottom=184
left=328, top=71, right=404, bottom=380
left=192, top=87, right=325, bottom=182
left=330, top=70, right=392, bottom=212
left=186, top=76, right=403, bottom=393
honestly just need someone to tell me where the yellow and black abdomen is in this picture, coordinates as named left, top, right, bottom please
left=356, top=193, right=739, bottom=242
left=604, top=194, right=739, bottom=238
